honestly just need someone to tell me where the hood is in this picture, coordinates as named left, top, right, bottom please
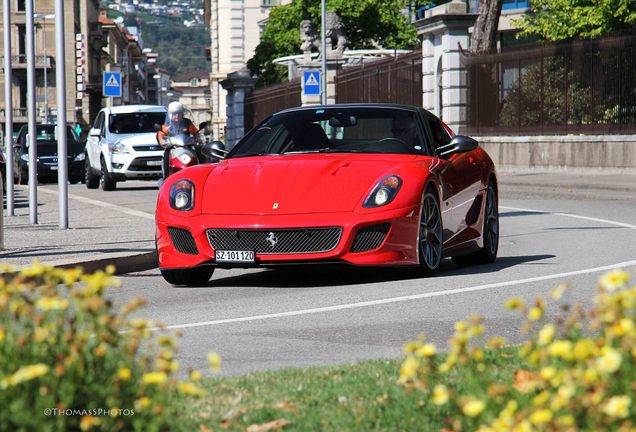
left=112, top=133, right=158, bottom=147
left=202, top=153, right=417, bottom=215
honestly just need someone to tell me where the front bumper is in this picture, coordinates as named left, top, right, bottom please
left=156, top=206, right=421, bottom=270
left=110, top=150, right=163, bottom=180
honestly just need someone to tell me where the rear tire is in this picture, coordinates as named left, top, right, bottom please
left=452, top=180, right=499, bottom=266
left=100, top=157, right=116, bottom=191
left=417, top=188, right=443, bottom=275
left=160, top=267, right=215, bottom=286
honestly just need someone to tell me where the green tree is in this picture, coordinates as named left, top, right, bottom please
left=515, top=0, right=636, bottom=41
left=247, top=0, right=421, bottom=87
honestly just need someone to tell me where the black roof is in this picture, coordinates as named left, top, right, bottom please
left=276, top=103, right=422, bottom=116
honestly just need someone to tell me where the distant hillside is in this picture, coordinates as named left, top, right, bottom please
left=105, top=6, right=209, bottom=77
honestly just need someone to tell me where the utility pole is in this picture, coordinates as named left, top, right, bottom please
left=26, top=0, right=38, bottom=224
left=3, top=0, right=15, bottom=216
left=55, top=0, right=68, bottom=228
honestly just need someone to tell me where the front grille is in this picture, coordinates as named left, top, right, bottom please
left=133, top=145, right=163, bottom=152
left=350, top=223, right=390, bottom=253
left=128, top=156, right=162, bottom=171
left=168, top=227, right=199, bottom=255
left=206, top=228, right=342, bottom=254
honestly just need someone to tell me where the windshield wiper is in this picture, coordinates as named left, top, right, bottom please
left=317, top=148, right=383, bottom=154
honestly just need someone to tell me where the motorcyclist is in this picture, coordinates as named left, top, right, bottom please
left=156, top=101, right=199, bottom=181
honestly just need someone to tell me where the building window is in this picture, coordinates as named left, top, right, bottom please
left=16, top=0, right=25, bottom=11
left=502, top=0, right=529, bottom=10
left=190, top=78, right=199, bottom=86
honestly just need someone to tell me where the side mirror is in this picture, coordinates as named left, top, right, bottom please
left=201, top=140, right=227, bottom=161
left=436, top=135, right=478, bottom=159
left=198, top=121, right=208, bottom=131
left=89, top=128, right=102, bottom=138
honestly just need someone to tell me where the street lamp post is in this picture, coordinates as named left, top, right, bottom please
left=35, top=13, right=55, bottom=124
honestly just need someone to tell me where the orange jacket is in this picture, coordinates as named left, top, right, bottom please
left=156, top=118, right=199, bottom=147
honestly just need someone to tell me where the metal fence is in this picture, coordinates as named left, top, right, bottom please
left=335, top=51, right=422, bottom=105
left=244, top=80, right=301, bottom=131
left=463, top=32, right=636, bottom=135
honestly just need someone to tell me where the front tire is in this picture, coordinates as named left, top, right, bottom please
left=100, top=157, right=116, bottom=191
left=418, top=188, right=443, bottom=275
left=452, top=180, right=499, bottom=266
left=85, top=156, right=99, bottom=189
left=160, top=267, right=215, bottom=286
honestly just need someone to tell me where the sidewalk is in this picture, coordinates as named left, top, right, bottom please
left=0, top=185, right=156, bottom=275
left=1, top=170, right=635, bottom=276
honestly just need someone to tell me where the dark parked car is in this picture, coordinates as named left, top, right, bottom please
left=13, top=124, right=85, bottom=184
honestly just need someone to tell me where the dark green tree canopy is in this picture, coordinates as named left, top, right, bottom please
left=515, top=0, right=636, bottom=41
left=247, top=0, right=420, bottom=87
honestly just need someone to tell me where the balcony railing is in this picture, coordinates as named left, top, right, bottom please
left=1, top=55, right=54, bottom=69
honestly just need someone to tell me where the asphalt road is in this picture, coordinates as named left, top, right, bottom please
left=41, top=176, right=636, bottom=376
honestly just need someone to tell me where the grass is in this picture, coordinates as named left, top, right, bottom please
left=172, top=348, right=526, bottom=431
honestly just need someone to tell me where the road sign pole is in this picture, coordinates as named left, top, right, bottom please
left=3, top=0, right=15, bottom=217
left=320, top=0, right=327, bottom=104
left=55, top=0, right=68, bottom=229
left=26, top=0, right=38, bottom=224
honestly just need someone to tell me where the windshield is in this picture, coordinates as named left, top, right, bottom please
left=109, top=112, right=165, bottom=134
left=229, top=107, right=428, bottom=158
left=32, top=125, right=84, bottom=154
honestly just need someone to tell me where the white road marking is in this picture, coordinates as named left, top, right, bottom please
left=37, top=187, right=155, bottom=220
left=501, top=205, right=636, bottom=231
left=154, top=260, right=636, bottom=332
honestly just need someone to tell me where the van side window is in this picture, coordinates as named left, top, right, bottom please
left=93, top=112, right=105, bottom=133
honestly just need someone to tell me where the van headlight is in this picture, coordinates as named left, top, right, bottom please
left=363, top=175, right=402, bottom=208
left=170, top=179, right=195, bottom=211
left=111, top=142, right=129, bottom=154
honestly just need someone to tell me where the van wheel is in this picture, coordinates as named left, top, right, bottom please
left=85, top=156, right=99, bottom=189
left=100, top=158, right=116, bottom=191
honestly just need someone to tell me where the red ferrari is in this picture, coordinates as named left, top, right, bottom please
left=155, top=104, right=498, bottom=286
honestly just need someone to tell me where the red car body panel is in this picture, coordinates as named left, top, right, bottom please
left=156, top=146, right=496, bottom=270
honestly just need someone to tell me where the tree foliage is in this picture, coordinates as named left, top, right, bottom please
left=247, top=0, right=420, bottom=87
left=515, top=0, right=636, bottom=41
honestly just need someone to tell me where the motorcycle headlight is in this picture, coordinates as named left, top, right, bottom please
left=111, top=142, right=129, bottom=154
left=169, top=179, right=195, bottom=211
left=74, top=153, right=86, bottom=161
left=177, top=153, right=192, bottom=165
left=363, top=175, right=402, bottom=208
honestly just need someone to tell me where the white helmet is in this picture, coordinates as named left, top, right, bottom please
left=168, top=101, right=184, bottom=116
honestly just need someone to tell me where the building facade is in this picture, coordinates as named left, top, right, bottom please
left=0, top=0, right=102, bottom=129
left=170, top=69, right=211, bottom=129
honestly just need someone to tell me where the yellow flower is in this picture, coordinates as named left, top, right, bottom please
left=612, top=318, right=634, bottom=337
left=416, top=343, right=437, bottom=358
left=597, top=347, right=622, bottom=373
left=462, top=399, right=485, bottom=417
left=455, top=321, right=469, bottom=332
left=190, top=370, right=202, bottom=381
left=207, top=352, right=221, bottom=372
left=551, top=283, right=569, bottom=300
left=135, top=397, right=151, bottom=409
left=94, top=343, right=107, bottom=357
left=532, top=391, right=550, bottom=407
left=530, top=409, right=553, bottom=425
left=399, top=356, right=419, bottom=381
left=603, top=395, right=631, bottom=418
left=505, top=297, right=524, bottom=310
left=142, top=372, right=168, bottom=385
left=537, top=324, right=556, bottom=346
left=557, top=415, right=574, bottom=427
left=3, top=364, right=49, bottom=387
left=0, top=327, right=4, bottom=343
left=178, top=382, right=205, bottom=397
left=513, top=420, right=532, bottom=432
left=548, top=340, right=573, bottom=360
left=35, top=297, right=69, bottom=311
left=403, top=341, right=420, bottom=353
left=528, top=307, right=543, bottom=321
left=79, top=415, right=101, bottom=431
left=117, top=368, right=132, bottom=381
left=540, top=366, right=556, bottom=381
left=599, top=269, right=630, bottom=291
left=573, top=339, right=597, bottom=360
left=158, top=335, right=175, bottom=347
left=432, top=384, right=449, bottom=406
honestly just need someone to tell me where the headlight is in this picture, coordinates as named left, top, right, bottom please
left=74, top=153, right=86, bottom=161
left=363, top=175, right=402, bottom=208
left=21, top=154, right=29, bottom=162
left=169, top=179, right=195, bottom=211
left=111, top=142, right=129, bottom=154
left=177, top=153, right=192, bottom=165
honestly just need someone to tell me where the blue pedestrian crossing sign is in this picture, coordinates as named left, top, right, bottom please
left=303, top=71, right=321, bottom=96
left=103, top=71, right=122, bottom=97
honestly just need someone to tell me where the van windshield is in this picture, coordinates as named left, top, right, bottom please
left=109, top=112, right=165, bottom=134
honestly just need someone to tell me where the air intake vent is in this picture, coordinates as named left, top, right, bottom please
left=351, top=223, right=390, bottom=253
left=168, top=227, right=199, bottom=255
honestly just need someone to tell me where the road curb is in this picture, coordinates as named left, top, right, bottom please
left=2, top=251, right=158, bottom=278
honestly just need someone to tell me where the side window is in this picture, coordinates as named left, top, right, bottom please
left=93, top=112, right=104, bottom=133
left=427, top=116, right=452, bottom=150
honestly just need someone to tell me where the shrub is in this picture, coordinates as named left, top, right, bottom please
left=399, top=269, right=635, bottom=431
left=0, top=263, right=213, bottom=431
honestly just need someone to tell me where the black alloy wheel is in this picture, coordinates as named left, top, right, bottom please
left=452, top=180, right=499, bottom=266
left=418, top=189, right=443, bottom=274
left=85, top=156, right=99, bottom=189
